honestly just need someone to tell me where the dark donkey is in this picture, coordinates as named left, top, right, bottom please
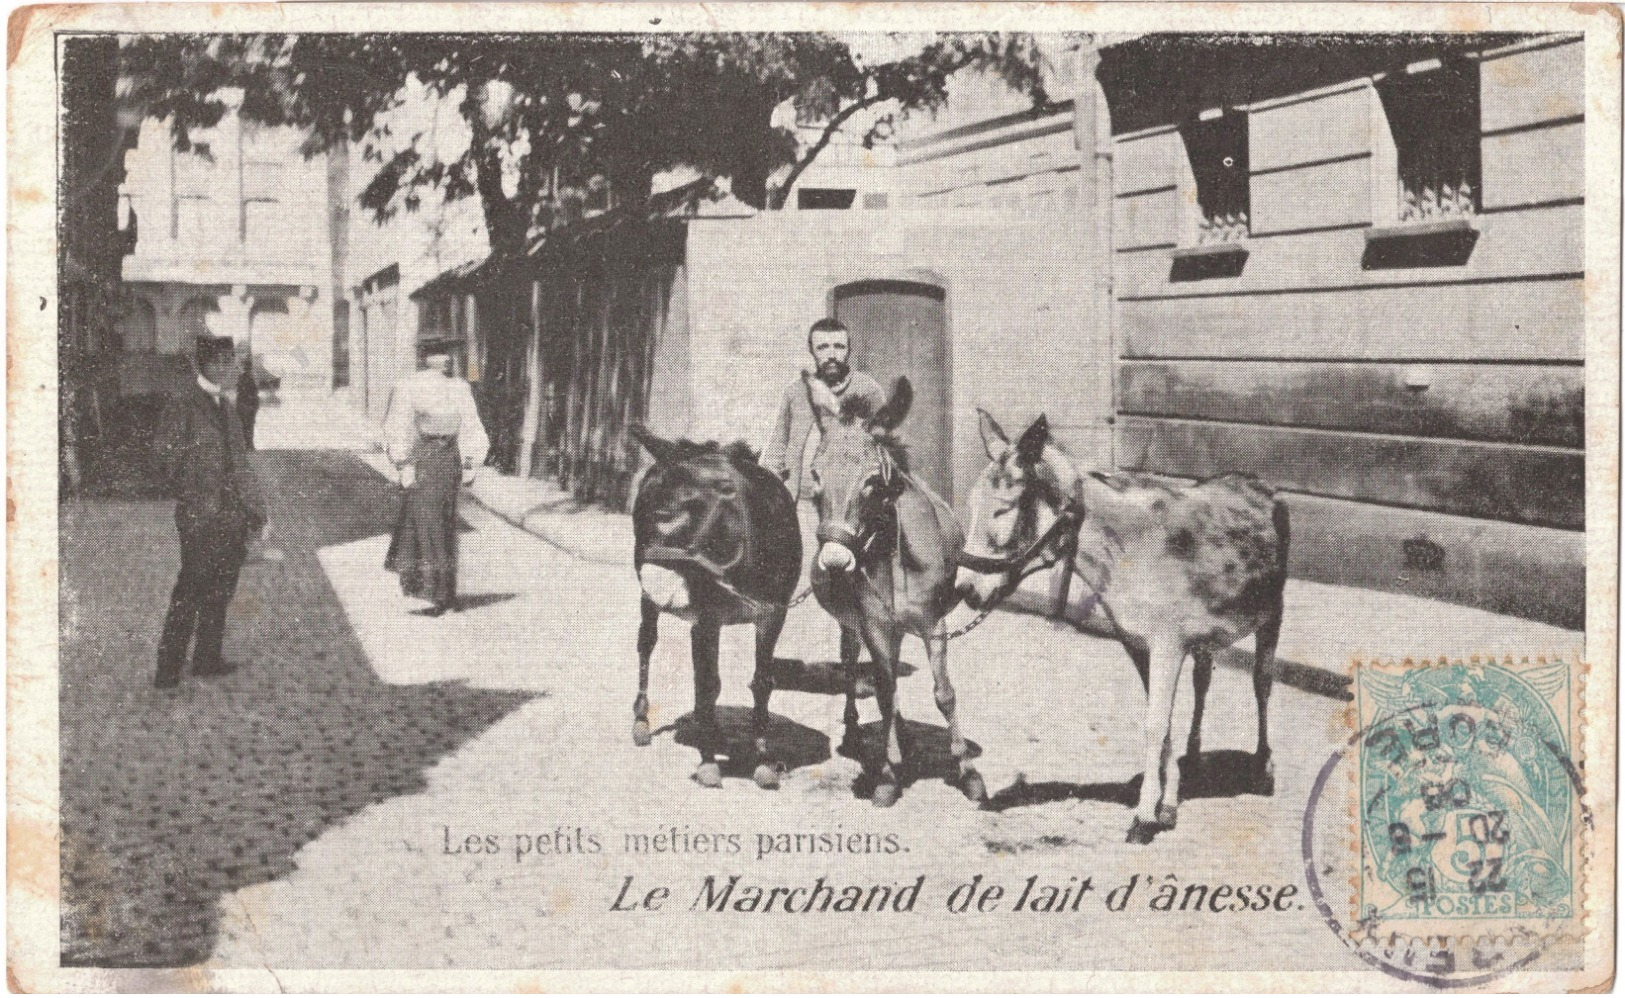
left=803, top=373, right=985, bottom=807
left=628, top=427, right=801, bottom=790
left=957, top=411, right=1289, bottom=843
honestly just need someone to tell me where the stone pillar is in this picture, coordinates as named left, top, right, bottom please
left=1073, top=39, right=1117, bottom=471
left=219, top=88, right=246, bottom=246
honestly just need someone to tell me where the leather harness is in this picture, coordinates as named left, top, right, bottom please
left=642, top=478, right=754, bottom=581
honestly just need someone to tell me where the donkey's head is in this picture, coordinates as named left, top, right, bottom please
left=629, top=425, right=759, bottom=612
left=957, top=409, right=1085, bottom=608
left=804, top=373, right=913, bottom=575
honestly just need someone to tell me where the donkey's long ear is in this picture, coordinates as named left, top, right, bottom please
left=803, top=371, right=840, bottom=431
left=628, top=424, right=679, bottom=465
left=1015, top=414, right=1050, bottom=465
left=871, top=376, right=914, bottom=432
left=978, top=408, right=1012, bottom=462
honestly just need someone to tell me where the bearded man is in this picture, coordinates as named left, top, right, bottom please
left=762, top=317, right=885, bottom=674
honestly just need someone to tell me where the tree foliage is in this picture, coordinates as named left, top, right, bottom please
left=118, top=32, right=1054, bottom=253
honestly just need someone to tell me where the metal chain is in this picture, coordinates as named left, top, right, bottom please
left=941, top=602, right=999, bottom=640
left=833, top=555, right=1007, bottom=643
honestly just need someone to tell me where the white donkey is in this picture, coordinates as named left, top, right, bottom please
left=956, top=411, right=1289, bottom=843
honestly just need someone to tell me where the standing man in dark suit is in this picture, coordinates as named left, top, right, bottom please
left=152, top=336, right=270, bottom=690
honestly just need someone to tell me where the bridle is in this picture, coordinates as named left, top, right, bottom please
left=641, top=470, right=816, bottom=617
left=642, top=473, right=752, bottom=580
left=956, top=471, right=1087, bottom=618
left=804, top=442, right=1094, bottom=639
left=813, top=443, right=903, bottom=565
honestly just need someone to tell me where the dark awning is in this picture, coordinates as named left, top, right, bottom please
left=1096, top=32, right=1535, bottom=135
left=411, top=177, right=720, bottom=298
left=525, top=176, right=718, bottom=259
left=407, top=259, right=484, bottom=302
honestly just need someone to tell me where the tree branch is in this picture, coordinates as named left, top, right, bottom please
left=767, top=92, right=892, bottom=210
left=767, top=43, right=1003, bottom=210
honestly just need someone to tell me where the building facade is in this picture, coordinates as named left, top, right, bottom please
left=390, top=32, right=1588, bottom=627
left=330, top=83, right=491, bottom=422
left=117, top=96, right=336, bottom=396
left=1095, top=32, right=1584, bottom=627
left=409, top=37, right=1106, bottom=503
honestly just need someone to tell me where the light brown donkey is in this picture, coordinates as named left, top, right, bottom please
left=804, top=374, right=984, bottom=808
left=957, top=411, right=1289, bottom=843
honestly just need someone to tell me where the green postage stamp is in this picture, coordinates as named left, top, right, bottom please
left=1357, top=659, right=1577, bottom=922
left=1344, top=657, right=1586, bottom=980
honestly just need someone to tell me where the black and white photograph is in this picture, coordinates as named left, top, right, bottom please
left=10, top=3, right=1619, bottom=991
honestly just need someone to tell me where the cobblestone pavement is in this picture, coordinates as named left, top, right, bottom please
left=58, top=450, right=536, bottom=967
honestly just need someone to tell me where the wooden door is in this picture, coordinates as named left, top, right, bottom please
left=834, top=280, right=952, bottom=500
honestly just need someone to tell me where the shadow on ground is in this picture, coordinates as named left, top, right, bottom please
left=839, top=718, right=985, bottom=800
left=668, top=705, right=832, bottom=781
left=981, top=749, right=1275, bottom=814
left=767, top=657, right=920, bottom=697
left=59, top=450, right=537, bottom=967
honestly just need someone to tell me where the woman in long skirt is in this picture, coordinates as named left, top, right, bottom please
left=383, top=351, right=489, bottom=615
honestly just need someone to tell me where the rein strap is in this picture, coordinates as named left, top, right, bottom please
left=957, top=507, right=1080, bottom=575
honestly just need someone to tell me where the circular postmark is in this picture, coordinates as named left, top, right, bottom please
left=1302, top=660, right=1584, bottom=988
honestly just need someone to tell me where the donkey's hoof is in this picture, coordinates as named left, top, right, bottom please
left=1156, top=803, right=1179, bottom=828
left=1126, top=818, right=1159, bottom=845
left=960, top=768, right=988, bottom=804
left=871, top=782, right=900, bottom=808
left=695, top=763, right=723, bottom=788
left=632, top=720, right=652, bottom=747
left=1255, top=756, right=1276, bottom=796
left=752, top=764, right=781, bottom=790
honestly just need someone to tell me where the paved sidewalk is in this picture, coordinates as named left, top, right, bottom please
left=470, top=469, right=634, bottom=565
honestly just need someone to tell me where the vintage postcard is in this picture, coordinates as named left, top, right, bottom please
left=8, top=2, right=1620, bottom=991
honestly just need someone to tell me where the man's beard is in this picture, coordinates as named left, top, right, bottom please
left=817, top=359, right=850, bottom=386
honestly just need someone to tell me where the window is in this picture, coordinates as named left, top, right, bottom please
left=1178, top=110, right=1250, bottom=244
left=243, top=161, right=284, bottom=200
left=174, top=196, right=210, bottom=242
left=419, top=297, right=455, bottom=341
left=243, top=199, right=283, bottom=250
left=797, top=188, right=857, bottom=210
left=1378, top=59, right=1481, bottom=222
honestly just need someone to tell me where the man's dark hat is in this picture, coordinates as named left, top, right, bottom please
left=194, top=335, right=236, bottom=366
